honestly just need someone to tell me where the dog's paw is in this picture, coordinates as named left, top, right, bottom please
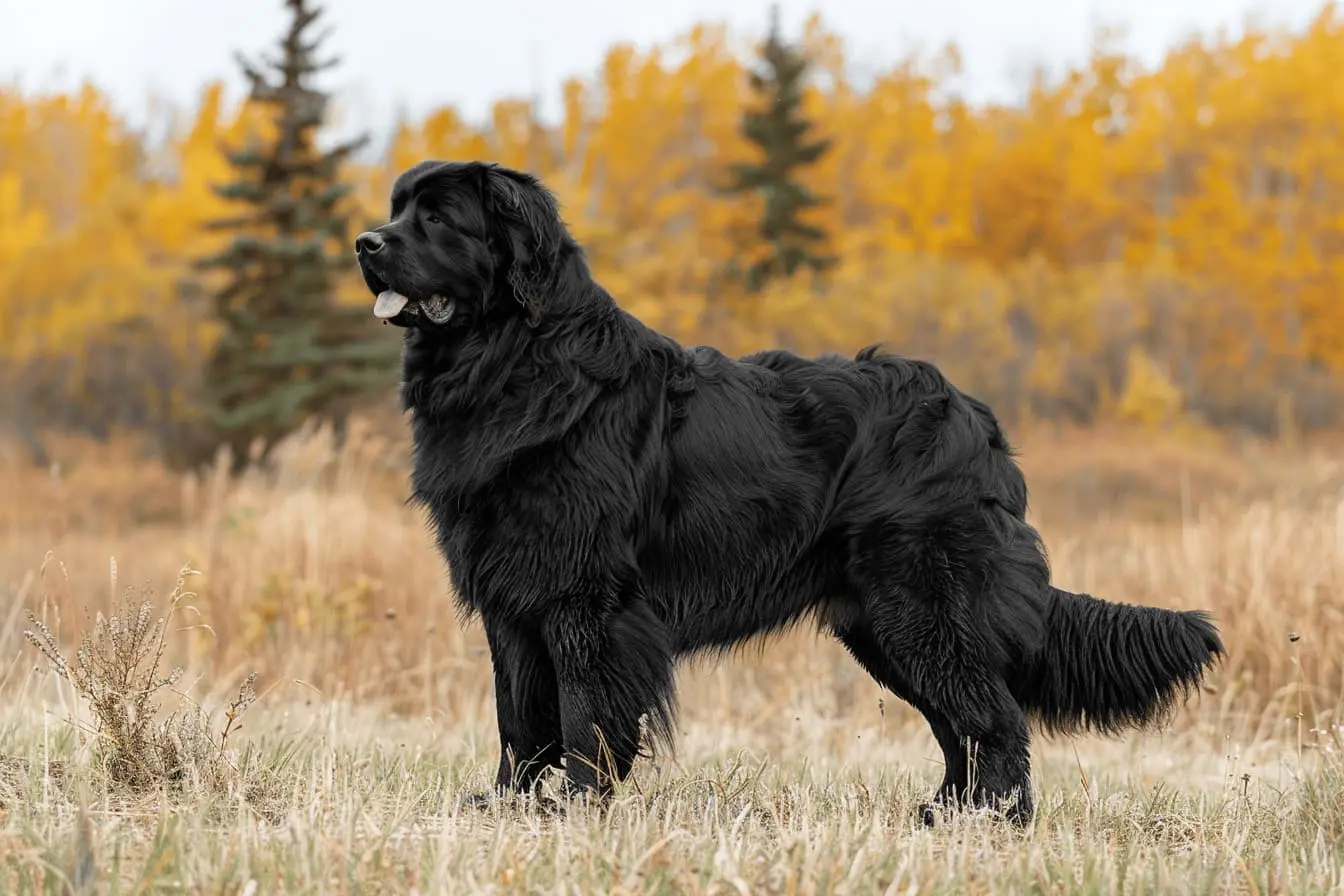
left=918, top=793, right=1033, bottom=828
left=455, top=787, right=571, bottom=816
left=917, top=801, right=945, bottom=828
left=455, top=789, right=504, bottom=811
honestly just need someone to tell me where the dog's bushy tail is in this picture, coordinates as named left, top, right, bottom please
left=1018, top=587, right=1224, bottom=737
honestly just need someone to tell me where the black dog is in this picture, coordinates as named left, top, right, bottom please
left=354, top=160, right=1224, bottom=824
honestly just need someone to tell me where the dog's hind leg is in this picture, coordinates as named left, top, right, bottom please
left=850, top=510, right=1042, bottom=825
left=866, top=597, right=1034, bottom=824
left=542, top=592, right=677, bottom=799
left=831, top=621, right=974, bottom=819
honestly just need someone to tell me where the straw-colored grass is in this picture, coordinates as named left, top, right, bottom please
left=1, top=416, right=1341, bottom=893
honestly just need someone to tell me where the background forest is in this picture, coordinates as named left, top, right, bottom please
left=7, top=5, right=1344, bottom=463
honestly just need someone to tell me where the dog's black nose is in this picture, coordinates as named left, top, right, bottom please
left=355, top=231, right=385, bottom=255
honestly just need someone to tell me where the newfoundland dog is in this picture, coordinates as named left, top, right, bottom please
left=354, top=160, right=1224, bottom=824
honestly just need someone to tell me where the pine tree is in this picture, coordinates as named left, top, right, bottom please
left=189, top=0, right=397, bottom=468
left=724, top=5, right=837, bottom=292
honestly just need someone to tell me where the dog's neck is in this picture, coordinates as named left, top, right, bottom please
left=396, top=269, right=647, bottom=502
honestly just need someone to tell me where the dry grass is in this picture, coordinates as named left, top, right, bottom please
left=1, top=416, right=1342, bottom=893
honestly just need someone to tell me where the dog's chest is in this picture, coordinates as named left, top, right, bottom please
left=407, top=429, right=586, bottom=614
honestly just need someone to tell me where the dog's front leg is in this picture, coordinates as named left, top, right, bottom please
left=462, top=618, right=565, bottom=807
left=542, top=593, right=677, bottom=798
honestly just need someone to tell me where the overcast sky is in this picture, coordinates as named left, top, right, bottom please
left=0, top=0, right=1326, bottom=143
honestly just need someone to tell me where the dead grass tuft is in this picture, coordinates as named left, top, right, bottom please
left=19, top=557, right=283, bottom=818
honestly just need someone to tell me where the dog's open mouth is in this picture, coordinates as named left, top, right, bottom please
left=372, top=290, right=454, bottom=326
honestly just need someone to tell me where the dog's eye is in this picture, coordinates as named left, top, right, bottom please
left=425, top=213, right=443, bottom=226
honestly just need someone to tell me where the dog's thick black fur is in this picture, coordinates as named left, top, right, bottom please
left=354, top=160, right=1225, bottom=824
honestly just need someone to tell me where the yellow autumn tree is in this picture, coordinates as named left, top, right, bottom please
left=4, top=5, right=1344, bottom=442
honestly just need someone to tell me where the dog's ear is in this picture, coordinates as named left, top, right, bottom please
left=479, top=165, right=566, bottom=325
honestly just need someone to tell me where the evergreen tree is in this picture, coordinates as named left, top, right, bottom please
left=724, top=5, right=837, bottom=292
left=190, top=0, right=397, bottom=468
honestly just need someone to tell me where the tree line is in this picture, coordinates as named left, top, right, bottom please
left=4, top=1, right=1344, bottom=465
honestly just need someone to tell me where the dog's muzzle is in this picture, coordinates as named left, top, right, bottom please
left=355, top=230, right=455, bottom=326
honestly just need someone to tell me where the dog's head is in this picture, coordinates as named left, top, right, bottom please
left=354, top=160, right=571, bottom=330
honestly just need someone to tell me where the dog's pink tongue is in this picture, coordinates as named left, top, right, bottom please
left=373, top=290, right=410, bottom=319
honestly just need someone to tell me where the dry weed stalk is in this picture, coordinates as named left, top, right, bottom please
left=23, top=560, right=261, bottom=796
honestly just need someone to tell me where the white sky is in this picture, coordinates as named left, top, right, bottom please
left=0, top=0, right=1326, bottom=145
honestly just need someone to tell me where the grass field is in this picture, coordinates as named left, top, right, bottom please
left=1, top=416, right=1342, bottom=894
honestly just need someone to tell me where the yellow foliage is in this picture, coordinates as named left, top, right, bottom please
left=5, top=8, right=1344, bottom=432
left=1116, top=347, right=1184, bottom=427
